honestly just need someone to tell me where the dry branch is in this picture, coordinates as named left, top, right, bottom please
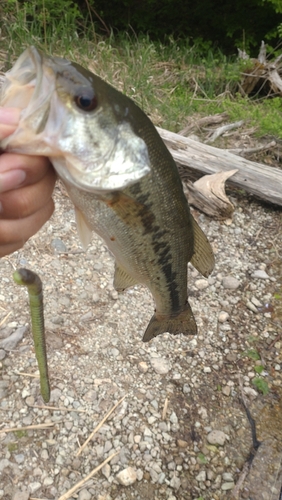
left=157, top=127, right=282, bottom=206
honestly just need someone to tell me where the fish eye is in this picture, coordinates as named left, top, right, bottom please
left=74, top=92, right=98, bottom=112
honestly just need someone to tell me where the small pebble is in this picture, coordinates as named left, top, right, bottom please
left=218, top=311, right=229, bottom=323
left=195, top=279, right=209, bottom=290
left=221, top=482, right=235, bottom=490
left=246, top=301, right=258, bottom=313
left=196, top=470, right=206, bottom=482
left=222, top=386, right=231, bottom=396
left=150, top=357, right=171, bottom=375
left=222, top=276, right=240, bottom=289
left=251, top=270, right=269, bottom=279
left=51, top=238, right=67, bottom=253
left=138, top=361, right=148, bottom=373
left=78, top=489, right=92, bottom=500
left=116, top=467, right=137, bottom=486
left=207, top=430, right=226, bottom=446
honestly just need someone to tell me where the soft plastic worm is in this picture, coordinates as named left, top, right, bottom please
left=13, top=268, right=50, bottom=403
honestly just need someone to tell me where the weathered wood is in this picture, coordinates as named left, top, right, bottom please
left=186, top=170, right=238, bottom=218
left=157, top=127, right=282, bottom=206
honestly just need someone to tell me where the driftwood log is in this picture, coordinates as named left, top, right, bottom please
left=157, top=127, right=282, bottom=207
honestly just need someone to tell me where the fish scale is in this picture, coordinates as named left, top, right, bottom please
left=0, top=46, right=215, bottom=341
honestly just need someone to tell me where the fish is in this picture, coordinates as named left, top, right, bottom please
left=0, top=46, right=215, bottom=342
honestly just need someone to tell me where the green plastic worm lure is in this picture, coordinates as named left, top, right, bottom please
left=13, top=268, right=50, bottom=403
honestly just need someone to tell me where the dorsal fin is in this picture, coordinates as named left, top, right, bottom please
left=190, top=217, right=215, bottom=277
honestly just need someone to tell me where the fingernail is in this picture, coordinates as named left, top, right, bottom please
left=0, top=107, right=21, bottom=125
left=0, top=169, right=26, bottom=193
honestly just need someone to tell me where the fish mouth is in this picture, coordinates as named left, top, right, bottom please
left=1, top=46, right=151, bottom=192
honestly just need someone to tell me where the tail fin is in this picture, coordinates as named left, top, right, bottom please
left=143, top=302, right=197, bottom=342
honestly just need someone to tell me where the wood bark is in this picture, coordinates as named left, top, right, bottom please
left=157, top=127, right=282, bottom=207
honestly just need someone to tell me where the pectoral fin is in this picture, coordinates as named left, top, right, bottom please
left=75, top=207, right=92, bottom=249
left=105, top=192, right=154, bottom=228
left=114, top=263, right=138, bottom=291
left=190, top=217, right=215, bottom=277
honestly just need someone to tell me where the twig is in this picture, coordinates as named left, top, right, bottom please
left=76, top=395, right=126, bottom=457
left=30, top=405, right=88, bottom=413
left=0, top=311, right=12, bottom=328
left=231, top=461, right=251, bottom=499
left=162, top=397, right=169, bottom=420
left=13, top=371, right=39, bottom=378
left=178, top=112, right=228, bottom=136
left=0, top=422, right=54, bottom=434
left=206, top=120, right=244, bottom=143
left=58, top=450, right=119, bottom=500
left=228, top=140, right=276, bottom=157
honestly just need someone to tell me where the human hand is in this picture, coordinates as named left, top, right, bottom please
left=0, top=107, right=56, bottom=257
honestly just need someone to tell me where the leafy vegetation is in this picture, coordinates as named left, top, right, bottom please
left=242, top=348, right=261, bottom=361
left=252, top=377, right=270, bottom=395
left=3, top=0, right=282, bottom=53
left=1, top=1, right=282, bottom=139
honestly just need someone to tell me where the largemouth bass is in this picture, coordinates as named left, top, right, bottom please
left=0, top=47, right=214, bottom=341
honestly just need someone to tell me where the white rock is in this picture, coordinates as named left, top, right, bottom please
left=221, top=482, right=235, bottom=490
left=203, top=366, right=211, bottom=373
left=198, top=407, right=208, bottom=419
left=170, top=412, right=178, bottom=424
left=29, top=482, right=41, bottom=494
left=12, top=492, right=29, bottom=500
left=21, top=389, right=30, bottom=399
left=78, top=489, right=92, bottom=500
left=251, top=296, right=263, bottom=307
left=223, top=472, right=234, bottom=481
left=170, top=475, right=181, bottom=489
left=196, top=470, right=206, bottom=482
left=243, top=387, right=258, bottom=397
left=138, top=361, right=148, bottom=373
left=222, top=276, right=240, bottom=289
left=116, top=467, right=137, bottom=486
left=136, top=468, right=143, bottom=480
left=150, top=357, right=171, bottom=375
left=251, top=270, right=269, bottom=279
left=222, top=386, right=231, bottom=396
left=207, top=430, right=226, bottom=446
left=246, top=301, right=258, bottom=313
left=102, top=463, right=111, bottom=479
left=218, top=311, right=229, bottom=323
left=43, top=477, right=53, bottom=486
left=195, top=279, right=209, bottom=290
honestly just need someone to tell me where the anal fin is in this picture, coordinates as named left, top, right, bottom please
left=190, top=217, right=215, bottom=278
left=143, top=302, right=197, bottom=342
left=75, top=207, right=92, bottom=249
left=114, top=263, right=138, bottom=292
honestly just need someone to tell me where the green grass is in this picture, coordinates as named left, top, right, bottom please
left=1, top=2, right=282, bottom=138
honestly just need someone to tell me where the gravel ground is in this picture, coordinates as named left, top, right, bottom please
left=0, top=181, right=281, bottom=500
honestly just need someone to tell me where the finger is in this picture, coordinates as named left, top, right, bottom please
left=0, top=108, right=20, bottom=140
left=0, top=199, right=55, bottom=257
left=0, top=166, right=56, bottom=219
left=0, top=154, right=53, bottom=192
